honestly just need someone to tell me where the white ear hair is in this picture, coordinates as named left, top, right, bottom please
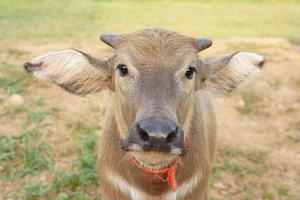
left=202, top=52, right=264, bottom=96
left=25, top=49, right=110, bottom=95
left=228, top=52, right=264, bottom=78
left=26, top=50, right=89, bottom=83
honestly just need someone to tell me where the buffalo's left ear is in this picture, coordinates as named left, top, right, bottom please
left=198, top=52, right=265, bottom=96
left=24, top=49, right=111, bottom=95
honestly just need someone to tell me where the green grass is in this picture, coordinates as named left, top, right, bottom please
left=0, top=131, right=54, bottom=179
left=210, top=146, right=268, bottom=186
left=33, top=96, right=45, bottom=107
left=236, top=91, right=263, bottom=115
left=19, top=145, right=53, bottom=177
left=0, top=98, right=58, bottom=181
left=290, top=121, right=300, bottom=132
left=287, top=134, right=300, bottom=143
left=0, top=62, right=30, bottom=95
left=220, top=145, right=267, bottom=164
left=0, top=132, right=53, bottom=180
left=0, top=88, right=98, bottom=198
left=0, top=120, right=100, bottom=199
left=0, top=131, right=38, bottom=162
left=278, top=187, right=291, bottom=197
left=213, top=159, right=264, bottom=178
left=0, top=135, right=18, bottom=161
left=3, top=105, right=28, bottom=117
left=289, top=76, right=300, bottom=87
left=209, top=146, right=270, bottom=199
left=0, top=77, right=25, bottom=94
left=50, top=121, right=99, bottom=199
left=262, top=191, right=273, bottom=200
left=26, top=110, right=48, bottom=124
left=242, top=182, right=254, bottom=200
left=24, top=182, right=48, bottom=200
left=0, top=0, right=300, bottom=44
left=8, top=48, right=29, bottom=58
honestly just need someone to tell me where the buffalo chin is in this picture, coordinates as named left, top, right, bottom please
left=129, top=151, right=178, bottom=170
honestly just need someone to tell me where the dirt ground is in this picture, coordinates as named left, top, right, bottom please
left=0, top=37, right=299, bottom=200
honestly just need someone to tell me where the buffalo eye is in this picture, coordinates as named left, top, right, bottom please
left=185, top=66, right=196, bottom=79
left=116, top=64, right=128, bottom=76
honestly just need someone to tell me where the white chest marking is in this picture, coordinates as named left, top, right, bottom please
left=107, top=170, right=145, bottom=200
left=107, top=170, right=200, bottom=200
left=166, top=174, right=201, bottom=200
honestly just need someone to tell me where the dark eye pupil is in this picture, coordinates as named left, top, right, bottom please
left=117, top=64, right=128, bottom=76
left=185, top=66, right=196, bottom=79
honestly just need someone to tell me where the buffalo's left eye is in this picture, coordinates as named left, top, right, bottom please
left=185, top=66, right=196, bottom=79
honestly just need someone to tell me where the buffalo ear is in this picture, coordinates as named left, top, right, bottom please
left=199, top=52, right=265, bottom=96
left=24, top=49, right=111, bottom=95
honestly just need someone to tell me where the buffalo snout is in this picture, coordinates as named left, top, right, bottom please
left=122, top=117, right=184, bottom=154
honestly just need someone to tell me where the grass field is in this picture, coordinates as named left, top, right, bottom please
left=0, top=0, right=300, bottom=200
left=1, top=0, right=300, bottom=43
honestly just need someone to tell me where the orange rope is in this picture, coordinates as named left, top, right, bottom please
left=128, top=155, right=179, bottom=192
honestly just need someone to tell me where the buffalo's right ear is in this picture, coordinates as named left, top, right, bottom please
left=24, top=49, right=112, bottom=95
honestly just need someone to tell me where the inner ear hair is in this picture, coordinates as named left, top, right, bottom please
left=198, top=52, right=264, bottom=96
left=72, top=49, right=110, bottom=70
left=24, top=49, right=112, bottom=95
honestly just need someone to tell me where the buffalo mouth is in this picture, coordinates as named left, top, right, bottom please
left=128, top=151, right=179, bottom=170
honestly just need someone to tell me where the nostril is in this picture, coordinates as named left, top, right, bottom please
left=138, top=128, right=150, bottom=142
left=166, top=128, right=178, bottom=144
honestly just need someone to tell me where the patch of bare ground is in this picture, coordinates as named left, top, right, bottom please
left=211, top=37, right=300, bottom=199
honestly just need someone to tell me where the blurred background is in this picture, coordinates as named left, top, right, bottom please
left=0, top=0, right=299, bottom=199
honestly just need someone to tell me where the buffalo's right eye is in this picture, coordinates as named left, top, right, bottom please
left=116, top=64, right=128, bottom=76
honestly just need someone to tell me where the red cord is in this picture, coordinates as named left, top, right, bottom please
left=128, top=155, right=178, bottom=192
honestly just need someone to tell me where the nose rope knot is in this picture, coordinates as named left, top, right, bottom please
left=128, top=155, right=179, bottom=192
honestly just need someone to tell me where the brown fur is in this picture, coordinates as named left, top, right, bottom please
left=97, top=29, right=215, bottom=200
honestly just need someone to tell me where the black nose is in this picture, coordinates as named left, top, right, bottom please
left=123, top=117, right=184, bottom=153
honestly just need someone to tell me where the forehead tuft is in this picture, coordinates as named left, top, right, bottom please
left=116, top=29, right=197, bottom=61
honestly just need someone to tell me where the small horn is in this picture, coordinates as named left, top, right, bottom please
left=196, top=38, right=213, bottom=51
left=100, top=33, right=120, bottom=48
